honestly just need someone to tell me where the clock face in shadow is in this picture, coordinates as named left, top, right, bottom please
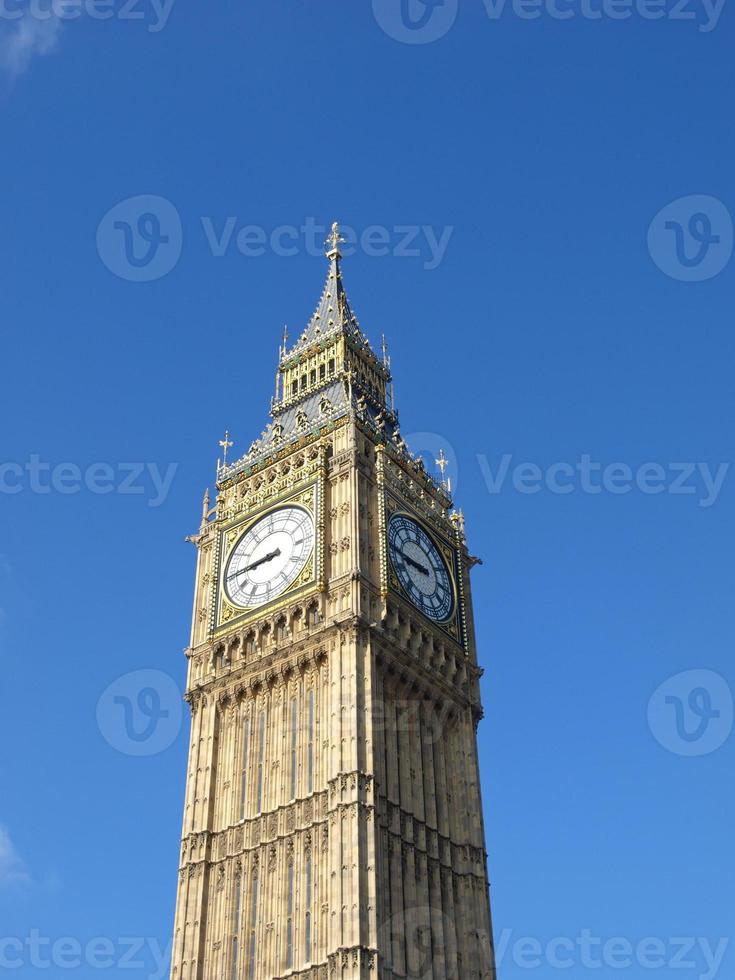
left=388, top=513, right=454, bottom=622
left=224, top=506, right=314, bottom=609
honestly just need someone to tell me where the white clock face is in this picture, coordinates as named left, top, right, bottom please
left=224, top=506, right=315, bottom=609
left=388, top=513, right=454, bottom=623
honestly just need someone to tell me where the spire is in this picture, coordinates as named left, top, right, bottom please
left=283, top=220, right=370, bottom=359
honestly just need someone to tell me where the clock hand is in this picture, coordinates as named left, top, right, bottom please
left=226, top=548, right=282, bottom=580
left=243, top=548, right=281, bottom=572
left=399, top=550, right=430, bottom=576
left=246, top=548, right=282, bottom=572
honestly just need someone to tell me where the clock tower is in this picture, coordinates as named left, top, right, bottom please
left=170, top=226, right=496, bottom=980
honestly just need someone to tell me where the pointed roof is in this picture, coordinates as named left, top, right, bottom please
left=218, top=224, right=407, bottom=483
left=282, top=224, right=373, bottom=362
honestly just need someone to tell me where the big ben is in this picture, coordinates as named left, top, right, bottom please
left=170, top=224, right=497, bottom=980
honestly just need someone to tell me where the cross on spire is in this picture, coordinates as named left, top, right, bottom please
left=219, top=430, right=233, bottom=464
left=436, top=448, right=452, bottom=492
left=325, top=220, right=345, bottom=259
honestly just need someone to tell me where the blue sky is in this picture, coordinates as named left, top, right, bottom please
left=1, top=1, right=734, bottom=978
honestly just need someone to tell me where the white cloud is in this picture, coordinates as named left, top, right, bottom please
left=0, top=826, right=31, bottom=888
left=0, top=11, right=62, bottom=79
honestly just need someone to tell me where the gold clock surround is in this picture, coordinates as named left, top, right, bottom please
left=213, top=481, right=323, bottom=634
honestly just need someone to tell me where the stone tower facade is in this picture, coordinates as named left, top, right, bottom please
left=170, top=227, right=496, bottom=980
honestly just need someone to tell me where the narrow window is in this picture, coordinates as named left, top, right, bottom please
left=256, top=711, right=266, bottom=814
left=291, top=380, right=298, bottom=397
left=239, top=716, right=250, bottom=821
left=319, top=364, right=325, bottom=380
left=305, top=853, right=312, bottom=962
left=285, top=862, right=294, bottom=969
left=307, top=691, right=314, bottom=795
left=310, top=369, right=316, bottom=385
left=248, top=875, right=258, bottom=979
left=290, top=697, right=298, bottom=800
left=231, top=875, right=242, bottom=980
left=328, top=358, right=335, bottom=375
left=300, top=374, right=307, bottom=390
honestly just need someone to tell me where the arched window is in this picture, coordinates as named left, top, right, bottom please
left=248, top=875, right=259, bottom=978
left=231, top=875, right=242, bottom=980
left=256, top=711, right=266, bottom=813
left=285, top=861, right=294, bottom=969
left=239, top=715, right=250, bottom=821
left=307, top=690, right=315, bottom=794
left=290, top=697, right=298, bottom=800
left=305, top=851, right=313, bottom=962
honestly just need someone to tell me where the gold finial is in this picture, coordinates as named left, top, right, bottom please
left=325, top=220, right=345, bottom=259
left=436, top=448, right=452, bottom=492
left=451, top=508, right=466, bottom=536
left=219, top=430, right=233, bottom=465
